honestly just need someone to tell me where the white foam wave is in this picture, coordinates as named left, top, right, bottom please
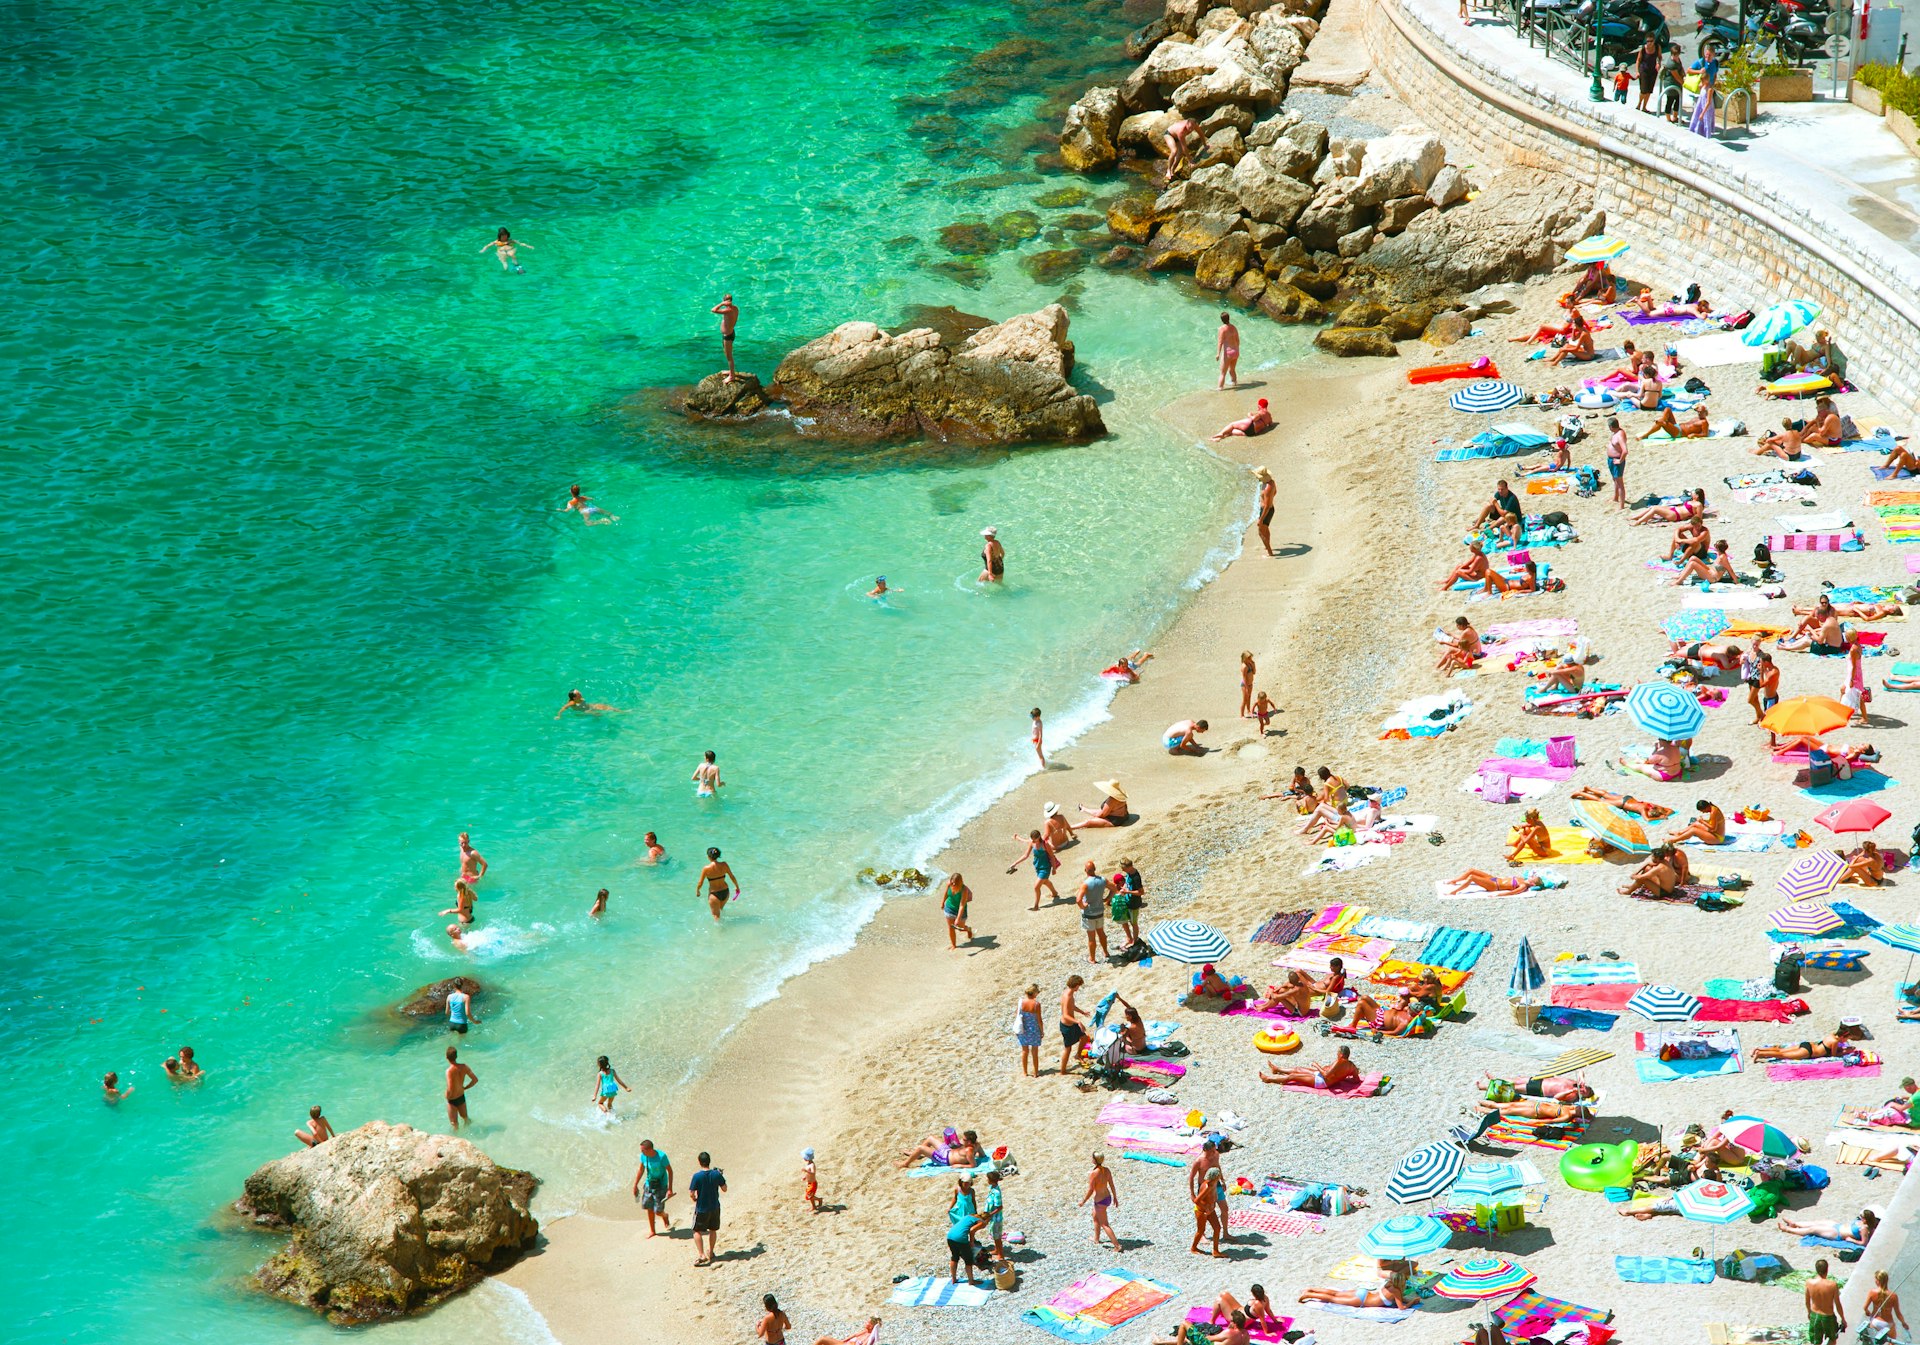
left=476, top=1281, right=564, bottom=1345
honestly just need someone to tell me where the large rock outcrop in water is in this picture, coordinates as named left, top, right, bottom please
left=1347, top=168, right=1601, bottom=306
left=236, top=1122, right=538, bottom=1324
left=394, top=977, right=483, bottom=1022
left=770, top=304, right=1104, bottom=444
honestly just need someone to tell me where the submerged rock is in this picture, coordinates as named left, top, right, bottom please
left=994, top=210, right=1042, bottom=244
left=395, top=977, right=483, bottom=1021
left=1036, top=185, right=1093, bottom=208
left=237, top=1122, right=538, bottom=1324
left=769, top=305, right=1103, bottom=445
left=938, top=221, right=1005, bottom=256
left=1023, top=249, right=1090, bottom=284
left=684, top=372, right=770, bottom=419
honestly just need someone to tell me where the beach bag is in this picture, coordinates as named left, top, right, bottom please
left=1542, top=511, right=1571, bottom=527
left=1840, top=413, right=1861, bottom=440
left=1547, top=736, right=1577, bottom=767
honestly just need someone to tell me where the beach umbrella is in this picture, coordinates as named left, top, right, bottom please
left=1814, top=800, right=1892, bottom=834
left=1674, top=1178, right=1755, bottom=1259
left=1565, top=234, right=1631, bottom=265
left=1359, top=1213, right=1452, bottom=1259
left=1451, top=1160, right=1535, bottom=1205
left=1870, top=923, right=1920, bottom=955
left=1626, top=681, right=1704, bottom=741
left=1777, top=850, right=1847, bottom=902
left=1145, top=919, right=1230, bottom=964
left=1509, top=936, right=1546, bottom=1004
left=1761, top=696, right=1851, bottom=738
left=1770, top=900, right=1845, bottom=937
left=1386, top=1140, right=1466, bottom=1204
left=1433, top=1255, right=1538, bottom=1301
left=1740, top=299, right=1822, bottom=347
left=1449, top=380, right=1526, bottom=414
left=1720, top=1116, right=1798, bottom=1158
left=1625, top=984, right=1700, bottom=1022
left=1570, top=798, right=1653, bottom=854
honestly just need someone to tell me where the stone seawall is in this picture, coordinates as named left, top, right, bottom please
left=1364, top=0, right=1920, bottom=414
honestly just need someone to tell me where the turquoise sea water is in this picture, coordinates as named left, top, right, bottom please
left=2, top=0, right=1310, bottom=1338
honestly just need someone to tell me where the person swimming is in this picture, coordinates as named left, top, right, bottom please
left=556, top=689, right=620, bottom=716
left=867, top=576, right=889, bottom=598
left=563, top=484, right=617, bottom=525
left=480, top=227, right=532, bottom=273
left=640, top=831, right=666, bottom=864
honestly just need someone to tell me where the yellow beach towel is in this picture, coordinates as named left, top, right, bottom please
left=1509, top=826, right=1604, bottom=864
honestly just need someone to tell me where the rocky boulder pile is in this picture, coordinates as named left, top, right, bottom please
left=768, top=304, right=1104, bottom=444
left=236, top=1121, right=539, bottom=1324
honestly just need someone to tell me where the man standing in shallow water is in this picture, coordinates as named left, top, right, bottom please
left=444, top=1045, right=477, bottom=1130
left=712, top=294, right=740, bottom=382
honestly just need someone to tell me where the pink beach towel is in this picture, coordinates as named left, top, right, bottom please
left=1693, top=997, right=1795, bottom=1023
left=1225, top=1207, right=1324, bottom=1237
left=1223, top=1002, right=1314, bottom=1022
left=1766, top=1055, right=1883, bottom=1081
left=1551, top=984, right=1644, bottom=1011
left=1098, top=1102, right=1184, bottom=1126
left=1767, top=532, right=1853, bottom=551
left=1124, top=1057, right=1186, bottom=1077
left=1184, top=1307, right=1295, bottom=1342
left=1481, top=757, right=1580, bottom=781
left=1276, top=1070, right=1387, bottom=1099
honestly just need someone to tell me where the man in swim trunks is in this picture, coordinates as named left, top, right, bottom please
left=632, top=1139, right=675, bottom=1235
left=294, top=1104, right=334, bottom=1147
left=697, top=847, right=740, bottom=921
left=979, top=527, right=1004, bottom=584
left=1780, top=599, right=1846, bottom=655
left=1075, top=866, right=1109, bottom=963
left=1059, top=974, right=1087, bottom=1072
left=1440, top=543, right=1492, bottom=592
left=1164, top=720, right=1207, bottom=755
left=1348, top=991, right=1431, bottom=1038
left=1260, top=1043, right=1359, bottom=1089
left=1162, top=118, right=1201, bottom=183
left=458, top=832, right=488, bottom=886
left=1476, top=1071, right=1594, bottom=1102
left=1805, top=1259, right=1846, bottom=1344
left=1252, top=467, right=1276, bottom=555
left=1475, top=480, right=1524, bottom=540
left=711, top=294, right=740, bottom=382
left=444, top=1045, right=477, bottom=1131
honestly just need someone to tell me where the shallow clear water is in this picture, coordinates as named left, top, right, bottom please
left=0, top=0, right=1310, bottom=1337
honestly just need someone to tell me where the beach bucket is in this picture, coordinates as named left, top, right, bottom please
left=1547, top=736, right=1578, bottom=768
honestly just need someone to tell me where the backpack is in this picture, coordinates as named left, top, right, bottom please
left=1724, top=310, right=1754, bottom=329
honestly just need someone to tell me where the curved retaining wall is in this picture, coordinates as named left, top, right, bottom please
left=1363, top=0, right=1920, bottom=415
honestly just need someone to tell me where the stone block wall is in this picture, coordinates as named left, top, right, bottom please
left=1364, top=0, right=1920, bottom=415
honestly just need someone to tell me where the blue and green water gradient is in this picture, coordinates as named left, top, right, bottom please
left=1, top=0, right=1312, bottom=1336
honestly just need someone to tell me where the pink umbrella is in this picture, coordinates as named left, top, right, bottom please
left=1814, top=800, right=1892, bottom=834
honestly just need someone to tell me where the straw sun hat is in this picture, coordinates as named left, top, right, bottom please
left=1095, top=779, right=1127, bottom=802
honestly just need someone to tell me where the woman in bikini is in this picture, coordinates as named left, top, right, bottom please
left=1190, top=1164, right=1226, bottom=1256
left=979, top=527, right=1004, bottom=584
left=1349, top=991, right=1432, bottom=1038
left=1444, top=868, right=1554, bottom=894
left=696, top=847, right=739, bottom=922
left=1630, top=488, right=1707, bottom=526
left=1534, top=654, right=1585, bottom=693
left=1210, top=400, right=1272, bottom=441
left=1081, top=1154, right=1122, bottom=1252
left=1506, top=809, right=1552, bottom=863
left=897, top=1126, right=981, bottom=1168
left=1299, top=1264, right=1412, bottom=1308
left=1777, top=1208, right=1878, bottom=1245
left=1641, top=405, right=1711, bottom=439
left=1217, top=312, right=1241, bottom=389
left=1484, top=559, right=1543, bottom=598
left=1752, top=1023, right=1867, bottom=1060
left=480, top=226, right=532, bottom=272
left=1841, top=841, right=1887, bottom=887
left=1670, top=538, right=1737, bottom=586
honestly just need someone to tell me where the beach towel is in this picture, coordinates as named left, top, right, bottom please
left=1766, top=531, right=1856, bottom=551
left=1615, top=1255, right=1716, bottom=1284
left=890, top=1276, right=998, bottom=1307
left=1250, top=910, right=1312, bottom=945
left=1351, top=915, right=1434, bottom=942
left=1799, top=1234, right=1865, bottom=1261
left=1681, top=590, right=1774, bottom=610
left=1887, top=660, right=1920, bottom=688
left=1181, top=1307, right=1293, bottom=1343
left=1540, top=1046, right=1616, bottom=1074
left=1303, top=934, right=1395, bottom=961
left=1732, top=483, right=1819, bottom=504
left=1123, top=1056, right=1185, bottom=1078
left=1550, top=984, right=1642, bottom=1010
left=1483, top=1114, right=1590, bottom=1149
left=1274, top=947, right=1386, bottom=977
left=1301, top=843, right=1393, bottom=876
left=1021, top=1270, right=1179, bottom=1342
left=1643, top=425, right=1740, bottom=440
left=1308, top=1303, right=1418, bottom=1324
left=1701, top=977, right=1782, bottom=1001
left=1533, top=1005, right=1619, bottom=1030
left=904, top=1159, right=999, bottom=1178
left=1275, top=1071, right=1388, bottom=1099
left=1495, top=1292, right=1614, bottom=1332
left=1777, top=511, right=1856, bottom=532
left=1512, top=826, right=1605, bottom=863
left=1106, top=1128, right=1204, bottom=1153
left=1693, top=997, right=1794, bottom=1022
left=1372, top=960, right=1471, bottom=993
left=1305, top=904, right=1367, bottom=936
left=1635, top=1050, right=1743, bottom=1082
left=1800, top=771, right=1897, bottom=800
left=1766, top=1053, right=1883, bottom=1081
left=1222, top=1002, right=1313, bottom=1024
left=1097, top=1102, right=1183, bottom=1126
left=1119, top=1150, right=1187, bottom=1167
left=1551, top=961, right=1641, bottom=985
left=1225, top=1206, right=1324, bottom=1236
left=1380, top=691, right=1473, bottom=738
left=1418, top=927, right=1493, bottom=971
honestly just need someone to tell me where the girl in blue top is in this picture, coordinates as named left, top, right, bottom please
left=594, top=1055, right=631, bottom=1114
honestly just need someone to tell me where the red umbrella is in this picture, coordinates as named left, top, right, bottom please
left=1814, top=800, right=1892, bottom=834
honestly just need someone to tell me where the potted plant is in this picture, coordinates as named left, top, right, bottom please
left=1716, top=43, right=1761, bottom=125
left=1756, top=52, right=1814, bottom=103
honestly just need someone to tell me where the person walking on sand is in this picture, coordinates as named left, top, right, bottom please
left=1009, top=829, right=1061, bottom=909
left=1253, top=467, right=1276, bottom=556
left=294, top=1103, right=334, bottom=1147
left=593, top=1055, right=630, bottom=1114
left=801, top=1147, right=822, bottom=1212
left=712, top=294, right=740, bottom=382
left=444, top=1045, right=477, bottom=1130
left=1217, top=312, right=1241, bottom=388
left=1607, top=417, right=1629, bottom=509
left=1805, top=1259, right=1845, bottom=1343
left=1029, top=706, right=1046, bottom=769
left=1076, top=864, right=1110, bottom=963
left=632, top=1139, right=675, bottom=1235
left=1060, top=973, right=1089, bottom=1071
left=1015, top=983, right=1045, bottom=1078
left=940, top=871, right=974, bottom=948
left=1239, top=651, right=1256, bottom=718
left=480, top=227, right=531, bottom=273
left=1081, top=1153, right=1122, bottom=1252
left=979, top=527, right=1004, bottom=584
left=688, top=1151, right=727, bottom=1266
left=458, top=832, right=488, bottom=886
left=1191, top=1162, right=1226, bottom=1256
left=697, top=847, right=739, bottom=921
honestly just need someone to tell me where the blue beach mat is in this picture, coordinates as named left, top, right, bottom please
left=1799, top=772, right=1898, bottom=801
left=1801, top=1234, right=1864, bottom=1261
left=904, top=1160, right=1000, bottom=1179
left=1419, top=927, right=1492, bottom=971
left=1615, top=1255, right=1716, bottom=1284
left=1535, top=1006, right=1619, bottom=1030
left=1635, top=1052, right=1742, bottom=1083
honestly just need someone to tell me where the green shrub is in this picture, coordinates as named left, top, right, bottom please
left=1857, top=62, right=1920, bottom=118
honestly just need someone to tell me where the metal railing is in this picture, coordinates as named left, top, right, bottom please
left=1492, top=0, right=1601, bottom=76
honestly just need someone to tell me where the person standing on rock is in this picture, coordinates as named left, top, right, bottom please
left=689, top=1151, right=728, bottom=1266
left=633, top=1139, right=675, bottom=1235
left=444, top=1045, right=477, bottom=1131
left=1163, top=118, right=1200, bottom=184
left=979, top=527, right=1004, bottom=584
left=712, top=294, right=740, bottom=382
left=1217, top=312, right=1241, bottom=389
left=1253, top=467, right=1277, bottom=556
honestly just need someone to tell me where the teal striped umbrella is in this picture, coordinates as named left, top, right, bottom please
left=1870, top=924, right=1920, bottom=955
left=1741, top=300, right=1822, bottom=347
left=1359, top=1213, right=1452, bottom=1259
left=1566, top=234, right=1630, bottom=264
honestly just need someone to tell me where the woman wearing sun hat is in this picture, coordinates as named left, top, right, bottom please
left=978, top=527, right=1004, bottom=584
left=1074, top=780, right=1130, bottom=829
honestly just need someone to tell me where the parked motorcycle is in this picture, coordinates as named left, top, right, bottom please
left=1571, top=0, right=1671, bottom=59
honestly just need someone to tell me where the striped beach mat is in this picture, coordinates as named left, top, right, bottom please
left=1549, top=961, right=1641, bottom=985
left=1767, top=532, right=1855, bottom=551
left=1539, top=1046, right=1615, bottom=1075
left=1226, top=1206, right=1324, bottom=1236
left=1483, top=1115, right=1591, bottom=1150
left=1418, top=927, right=1492, bottom=971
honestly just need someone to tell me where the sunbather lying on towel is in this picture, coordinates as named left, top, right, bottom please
left=1261, top=1043, right=1359, bottom=1089
left=1350, top=992, right=1435, bottom=1039
left=1778, top=1210, right=1878, bottom=1246
left=810, top=1318, right=882, bottom=1345
left=1642, top=405, right=1710, bottom=439
left=896, top=1127, right=984, bottom=1168
left=1667, top=643, right=1742, bottom=676
left=1752, top=1023, right=1868, bottom=1060
left=1618, top=1194, right=1681, bottom=1219
left=1487, top=559, right=1552, bottom=598
left=1666, top=799, right=1726, bottom=845
left=1506, top=810, right=1552, bottom=862
left=1519, top=439, right=1572, bottom=474
left=1882, top=444, right=1920, bottom=478
left=1841, top=842, right=1887, bottom=887
left=1437, top=616, right=1482, bottom=673
left=1632, top=488, right=1708, bottom=525
left=1797, top=601, right=1904, bottom=621
left=1440, top=546, right=1491, bottom=593
left=1444, top=868, right=1559, bottom=894
left=1297, top=1262, right=1412, bottom=1308
left=1154, top=1313, right=1252, bottom=1345
left=1452, top=1095, right=1591, bottom=1148
left=1299, top=794, right=1381, bottom=842
left=1611, top=739, right=1685, bottom=782
left=1570, top=787, right=1673, bottom=819
left=1477, top=1071, right=1596, bottom=1102
left=1841, top=1099, right=1912, bottom=1130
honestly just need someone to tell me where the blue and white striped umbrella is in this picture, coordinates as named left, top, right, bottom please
left=1777, top=850, right=1847, bottom=902
left=1449, top=380, right=1527, bottom=414
left=1626, top=984, right=1701, bottom=1022
left=1359, top=1213, right=1452, bottom=1258
left=1451, top=1160, right=1536, bottom=1204
left=1566, top=234, right=1631, bottom=264
left=1740, top=299, right=1822, bottom=347
left=1387, top=1140, right=1467, bottom=1204
left=1510, top=936, right=1546, bottom=1001
left=1145, top=919, right=1230, bottom=964
left=1626, top=681, right=1704, bottom=741
left=1870, top=923, right=1920, bottom=955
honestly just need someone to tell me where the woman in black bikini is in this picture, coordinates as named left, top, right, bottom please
left=979, top=527, right=1004, bottom=583
left=697, top=847, right=740, bottom=922
left=1752, top=1023, right=1867, bottom=1060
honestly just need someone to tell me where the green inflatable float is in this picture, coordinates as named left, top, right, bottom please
left=1560, top=1139, right=1638, bottom=1191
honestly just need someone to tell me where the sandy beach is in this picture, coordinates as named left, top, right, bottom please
left=502, top=243, right=1913, bottom=1345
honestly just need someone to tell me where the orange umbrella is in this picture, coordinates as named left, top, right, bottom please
left=1761, top=696, right=1852, bottom=738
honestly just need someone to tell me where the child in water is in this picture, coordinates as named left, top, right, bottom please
left=481, top=227, right=531, bottom=273
left=594, top=1055, right=630, bottom=1114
